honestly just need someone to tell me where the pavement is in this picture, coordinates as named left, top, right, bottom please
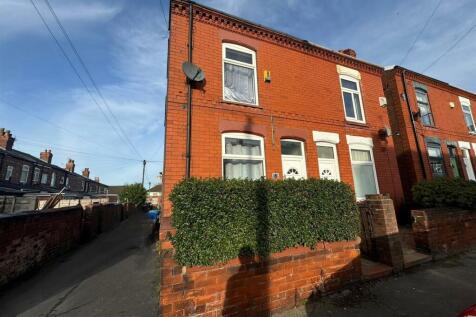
left=0, top=212, right=159, bottom=317
left=276, top=249, right=476, bottom=317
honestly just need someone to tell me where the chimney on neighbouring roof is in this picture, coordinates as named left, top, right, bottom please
left=0, top=128, right=15, bottom=151
left=65, top=159, right=75, bottom=173
left=40, top=149, right=53, bottom=164
left=82, top=168, right=90, bottom=178
left=338, top=48, right=357, bottom=58
left=94, top=176, right=100, bottom=183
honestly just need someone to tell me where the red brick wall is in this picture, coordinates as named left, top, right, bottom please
left=160, top=240, right=361, bottom=317
left=162, top=0, right=405, bottom=220
left=383, top=68, right=476, bottom=204
left=0, top=206, right=82, bottom=287
left=412, top=208, right=476, bottom=259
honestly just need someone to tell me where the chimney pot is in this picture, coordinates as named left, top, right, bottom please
left=65, top=158, right=75, bottom=173
left=82, top=168, right=90, bottom=178
left=338, top=48, right=357, bottom=58
left=0, top=128, right=15, bottom=151
left=94, top=176, right=100, bottom=183
left=40, top=149, right=53, bottom=164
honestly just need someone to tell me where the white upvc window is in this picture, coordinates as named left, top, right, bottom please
left=5, top=166, right=13, bottom=181
left=281, top=139, right=307, bottom=179
left=339, top=75, right=366, bottom=123
left=50, top=172, right=56, bottom=187
left=222, top=132, right=265, bottom=180
left=20, top=165, right=30, bottom=184
left=460, top=97, right=476, bottom=133
left=33, top=167, right=40, bottom=184
left=222, top=43, right=258, bottom=106
left=347, top=135, right=379, bottom=200
left=41, top=173, right=48, bottom=184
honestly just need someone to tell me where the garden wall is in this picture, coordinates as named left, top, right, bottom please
left=412, top=208, right=476, bottom=259
left=159, top=238, right=361, bottom=317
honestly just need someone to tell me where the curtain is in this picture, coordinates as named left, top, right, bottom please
left=224, top=159, right=263, bottom=180
left=225, top=138, right=261, bottom=156
left=224, top=63, right=256, bottom=104
left=351, top=149, right=371, bottom=162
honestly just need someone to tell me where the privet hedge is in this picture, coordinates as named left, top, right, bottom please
left=412, top=178, right=476, bottom=209
left=169, top=178, right=360, bottom=266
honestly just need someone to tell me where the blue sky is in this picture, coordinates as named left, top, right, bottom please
left=1, top=0, right=475, bottom=186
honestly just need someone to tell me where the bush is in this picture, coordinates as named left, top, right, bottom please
left=119, top=183, right=147, bottom=206
left=169, top=178, right=360, bottom=266
left=412, top=178, right=476, bottom=209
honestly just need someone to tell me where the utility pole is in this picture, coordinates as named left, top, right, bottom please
left=141, top=160, right=146, bottom=188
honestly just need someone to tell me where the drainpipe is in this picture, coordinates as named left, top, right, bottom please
left=185, top=1, right=193, bottom=179
left=401, top=69, right=427, bottom=179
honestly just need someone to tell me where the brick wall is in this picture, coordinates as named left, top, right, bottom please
left=0, top=206, right=82, bottom=287
left=159, top=240, right=361, bottom=317
left=412, top=208, right=476, bottom=259
left=383, top=68, right=476, bottom=207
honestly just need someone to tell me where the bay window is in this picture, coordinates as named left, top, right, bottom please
left=222, top=133, right=265, bottom=180
left=222, top=43, right=258, bottom=105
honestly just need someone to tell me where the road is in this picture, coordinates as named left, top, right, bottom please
left=278, top=249, right=476, bottom=317
left=0, top=212, right=158, bottom=317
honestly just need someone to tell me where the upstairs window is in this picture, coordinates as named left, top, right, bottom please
left=5, top=166, right=13, bottom=181
left=339, top=76, right=365, bottom=123
left=20, top=165, right=30, bottom=184
left=415, top=88, right=434, bottom=127
left=33, top=167, right=40, bottom=184
left=222, top=132, right=265, bottom=180
left=41, top=173, right=48, bottom=184
left=460, top=99, right=476, bottom=132
left=222, top=43, right=258, bottom=105
left=51, top=172, right=56, bottom=187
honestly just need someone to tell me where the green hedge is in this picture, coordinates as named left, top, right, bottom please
left=169, top=178, right=360, bottom=266
left=412, top=178, right=476, bottom=209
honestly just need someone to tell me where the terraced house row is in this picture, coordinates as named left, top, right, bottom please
left=162, top=0, right=476, bottom=221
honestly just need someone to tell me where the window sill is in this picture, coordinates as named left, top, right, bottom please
left=469, top=131, right=476, bottom=136
left=345, top=120, right=369, bottom=128
left=220, top=100, right=263, bottom=109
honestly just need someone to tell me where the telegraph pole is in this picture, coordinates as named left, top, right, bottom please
left=141, top=160, right=146, bottom=188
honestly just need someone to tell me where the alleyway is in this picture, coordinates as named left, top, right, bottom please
left=0, top=212, right=158, bottom=317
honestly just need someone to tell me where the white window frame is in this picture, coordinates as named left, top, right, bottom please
left=41, top=173, right=48, bottom=184
left=5, top=166, right=13, bottom=181
left=221, top=132, right=266, bottom=179
left=33, top=167, right=41, bottom=184
left=316, top=142, right=340, bottom=181
left=460, top=97, right=476, bottom=133
left=50, top=172, right=56, bottom=187
left=339, top=75, right=366, bottom=124
left=347, top=135, right=379, bottom=200
left=222, top=43, right=259, bottom=106
left=20, top=165, right=30, bottom=184
left=281, top=139, right=307, bottom=179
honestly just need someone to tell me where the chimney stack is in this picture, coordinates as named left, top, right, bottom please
left=338, top=48, right=357, bottom=58
left=40, top=149, right=53, bottom=164
left=94, top=176, right=100, bottom=183
left=0, top=128, right=15, bottom=151
left=65, top=159, right=75, bottom=173
left=82, top=168, right=90, bottom=178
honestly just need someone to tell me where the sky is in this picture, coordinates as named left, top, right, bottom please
left=1, top=0, right=475, bottom=186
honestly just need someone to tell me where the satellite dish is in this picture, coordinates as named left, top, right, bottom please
left=182, top=61, right=205, bottom=82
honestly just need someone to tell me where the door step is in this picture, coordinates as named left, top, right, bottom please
left=403, top=248, right=432, bottom=269
left=361, top=258, right=393, bottom=281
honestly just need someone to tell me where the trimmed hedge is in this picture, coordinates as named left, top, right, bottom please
left=169, top=178, right=360, bottom=266
left=412, top=178, right=476, bottom=209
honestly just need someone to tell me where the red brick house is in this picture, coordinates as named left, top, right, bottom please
left=383, top=66, right=476, bottom=204
left=162, top=0, right=404, bottom=221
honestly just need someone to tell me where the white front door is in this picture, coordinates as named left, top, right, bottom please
left=317, top=143, right=340, bottom=181
left=281, top=139, right=307, bottom=179
left=462, top=148, right=476, bottom=181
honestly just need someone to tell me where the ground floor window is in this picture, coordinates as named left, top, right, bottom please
left=347, top=135, right=379, bottom=200
left=425, top=138, right=446, bottom=177
left=447, top=142, right=462, bottom=178
left=317, top=142, right=340, bottom=181
left=222, top=132, right=265, bottom=180
left=281, top=139, right=307, bottom=179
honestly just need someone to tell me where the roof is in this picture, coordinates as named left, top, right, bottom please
left=107, top=186, right=126, bottom=195
left=148, top=184, right=162, bottom=193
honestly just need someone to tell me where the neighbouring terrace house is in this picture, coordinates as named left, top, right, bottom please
left=162, top=0, right=405, bottom=221
left=383, top=66, right=476, bottom=209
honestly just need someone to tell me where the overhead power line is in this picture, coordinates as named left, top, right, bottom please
left=29, top=0, right=143, bottom=160
left=399, top=0, right=443, bottom=65
left=423, top=21, right=476, bottom=72
left=159, top=0, right=169, bottom=30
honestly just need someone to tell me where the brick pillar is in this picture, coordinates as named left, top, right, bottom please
left=359, top=194, right=404, bottom=272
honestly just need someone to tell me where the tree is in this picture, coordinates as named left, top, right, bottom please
left=119, top=183, right=147, bottom=206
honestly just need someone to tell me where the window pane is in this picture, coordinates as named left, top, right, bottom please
left=343, top=92, right=355, bottom=118
left=427, top=146, right=442, bottom=158
left=462, top=104, right=471, bottom=112
left=225, top=137, right=261, bottom=156
left=223, top=159, right=263, bottom=180
left=352, top=164, right=378, bottom=198
left=427, top=145, right=446, bottom=177
left=353, top=93, right=363, bottom=121
left=464, top=113, right=475, bottom=131
left=416, top=91, right=428, bottom=103
left=281, top=140, right=303, bottom=156
left=351, top=149, right=371, bottom=162
left=317, top=146, right=334, bottom=159
left=226, top=48, right=253, bottom=64
left=224, top=63, right=256, bottom=104
left=341, top=79, right=358, bottom=90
